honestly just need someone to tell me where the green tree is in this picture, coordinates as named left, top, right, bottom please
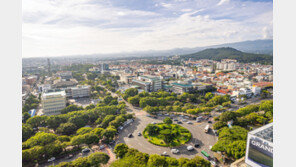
left=76, top=127, right=93, bottom=135
left=114, top=143, right=129, bottom=158
left=147, top=154, right=166, bottom=167
left=56, top=123, right=77, bottom=135
left=22, top=123, right=34, bottom=142
left=88, top=152, right=110, bottom=166
left=163, top=117, right=173, bottom=124
left=128, top=96, right=140, bottom=106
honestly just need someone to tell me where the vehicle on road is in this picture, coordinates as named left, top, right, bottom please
left=138, top=132, right=141, bottom=136
left=186, top=121, right=193, bottom=124
left=213, top=130, right=218, bottom=136
left=161, top=151, right=169, bottom=157
left=187, top=145, right=194, bottom=151
left=208, top=121, right=212, bottom=124
left=182, top=119, right=187, bottom=122
left=151, top=122, right=156, bottom=124
left=99, top=145, right=105, bottom=150
left=196, top=116, right=203, bottom=122
left=128, top=133, right=133, bottom=138
left=204, top=125, right=210, bottom=133
left=173, top=119, right=178, bottom=121
left=201, top=150, right=210, bottom=160
left=82, top=148, right=90, bottom=154
left=194, top=142, right=200, bottom=148
left=171, top=149, right=180, bottom=154
left=177, top=121, right=182, bottom=124
left=210, top=160, right=217, bottom=166
left=48, top=157, right=55, bottom=162
left=209, top=145, right=212, bottom=150
left=66, top=154, right=74, bottom=159
left=164, top=113, right=169, bottom=116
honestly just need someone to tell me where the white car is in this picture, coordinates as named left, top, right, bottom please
left=209, top=145, right=212, bottom=150
left=187, top=145, right=194, bottom=151
left=48, top=157, right=55, bottom=162
left=171, top=149, right=180, bottom=154
left=210, top=160, right=216, bottom=166
left=152, top=122, right=156, bottom=124
left=186, top=121, right=193, bottom=124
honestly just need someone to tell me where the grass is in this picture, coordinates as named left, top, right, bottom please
left=143, top=123, right=192, bottom=147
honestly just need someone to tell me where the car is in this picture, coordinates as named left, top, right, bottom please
left=208, top=115, right=213, bottom=118
left=128, top=133, right=133, bottom=138
left=171, top=114, right=175, bottom=117
left=161, top=151, right=169, bottom=157
left=173, top=119, right=178, bottom=121
left=208, top=121, right=212, bottom=124
left=146, top=114, right=151, bottom=117
left=138, top=132, right=142, bottom=136
left=82, top=148, right=90, bottom=154
left=151, top=122, right=156, bottom=124
left=66, top=154, right=74, bottom=159
left=184, top=116, right=189, bottom=119
left=171, top=149, right=180, bottom=154
left=164, top=113, right=169, bottom=116
left=213, top=130, right=218, bottom=136
left=177, top=121, right=182, bottom=124
left=209, top=145, right=212, bottom=150
left=194, top=142, right=200, bottom=147
left=210, top=160, right=216, bottom=166
left=187, top=145, right=194, bottom=151
left=186, top=121, right=193, bottom=124
left=182, top=119, right=187, bottom=122
left=48, top=157, right=56, bottom=162
left=99, top=145, right=105, bottom=150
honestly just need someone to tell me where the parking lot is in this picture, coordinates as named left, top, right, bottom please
left=116, top=113, right=218, bottom=159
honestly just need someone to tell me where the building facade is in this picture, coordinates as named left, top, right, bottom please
left=71, top=85, right=91, bottom=98
left=42, top=91, right=66, bottom=115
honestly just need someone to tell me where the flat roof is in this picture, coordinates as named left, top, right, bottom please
left=42, top=90, right=66, bottom=97
left=171, top=82, right=193, bottom=87
left=249, top=123, right=273, bottom=143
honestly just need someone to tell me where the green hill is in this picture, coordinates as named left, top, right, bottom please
left=180, top=47, right=273, bottom=64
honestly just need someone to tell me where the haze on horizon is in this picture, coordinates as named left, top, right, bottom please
left=22, top=0, right=273, bottom=58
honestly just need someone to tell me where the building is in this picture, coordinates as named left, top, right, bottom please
left=71, top=85, right=91, bottom=98
left=171, top=82, right=193, bottom=94
left=42, top=91, right=66, bottom=115
left=52, top=78, right=78, bottom=88
left=245, top=123, right=273, bottom=167
left=132, top=76, right=162, bottom=92
left=101, top=63, right=109, bottom=71
left=57, top=71, right=72, bottom=79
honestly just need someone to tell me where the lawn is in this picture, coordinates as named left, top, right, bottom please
left=143, top=123, right=192, bottom=147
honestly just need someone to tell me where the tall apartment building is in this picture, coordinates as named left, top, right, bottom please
left=42, top=91, right=66, bottom=115
left=71, top=85, right=91, bottom=98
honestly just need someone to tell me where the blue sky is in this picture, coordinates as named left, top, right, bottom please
left=22, top=0, right=273, bottom=57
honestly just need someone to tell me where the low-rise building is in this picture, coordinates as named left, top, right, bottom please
left=71, top=85, right=91, bottom=98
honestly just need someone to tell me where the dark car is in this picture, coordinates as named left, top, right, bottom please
left=82, top=148, right=90, bottom=154
left=128, top=133, right=133, bottom=138
left=177, top=121, right=182, bottom=124
left=138, top=132, right=142, bottom=136
left=194, top=142, right=200, bottom=148
left=208, top=121, right=212, bottom=124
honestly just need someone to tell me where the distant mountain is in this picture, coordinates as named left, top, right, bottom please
left=180, top=47, right=273, bottom=64
left=210, top=39, right=273, bottom=55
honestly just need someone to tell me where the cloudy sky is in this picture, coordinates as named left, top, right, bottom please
left=22, top=0, right=273, bottom=58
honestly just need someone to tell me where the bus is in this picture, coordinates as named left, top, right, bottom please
left=201, top=150, right=210, bottom=160
left=204, top=125, right=210, bottom=133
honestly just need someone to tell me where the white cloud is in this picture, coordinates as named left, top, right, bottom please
left=217, top=0, right=230, bottom=6
left=22, top=0, right=273, bottom=57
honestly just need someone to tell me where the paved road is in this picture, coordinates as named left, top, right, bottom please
left=100, top=85, right=218, bottom=159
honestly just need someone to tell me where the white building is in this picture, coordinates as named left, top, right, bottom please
left=252, top=86, right=261, bottom=96
left=42, top=91, right=66, bottom=115
left=71, top=85, right=91, bottom=98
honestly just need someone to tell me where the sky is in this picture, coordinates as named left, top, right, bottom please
left=22, top=0, right=273, bottom=58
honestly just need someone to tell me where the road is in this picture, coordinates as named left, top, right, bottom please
left=99, top=84, right=218, bottom=159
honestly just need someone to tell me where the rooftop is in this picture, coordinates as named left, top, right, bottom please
left=249, top=123, right=273, bottom=143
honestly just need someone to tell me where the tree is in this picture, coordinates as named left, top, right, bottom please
left=205, top=92, right=214, bottom=100
left=46, top=116, right=67, bottom=130
left=72, top=157, right=90, bottom=167
left=128, top=96, right=140, bottom=106
left=114, top=143, right=129, bottom=158
left=61, top=104, right=83, bottom=114
left=219, top=111, right=237, bottom=122
left=147, top=154, right=166, bottom=167
left=26, top=116, right=48, bottom=128
left=69, top=115, right=88, bottom=128
left=23, top=132, right=57, bottom=149
left=56, top=123, right=77, bottom=135
left=22, top=123, right=34, bottom=142
left=76, top=127, right=93, bottom=135
left=101, top=115, right=116, bottom=128
left=145, top=124, right=160, bottom=135
left=259, top=100, right=273, bottom=112
left=102, top=127, right=117, bottom=142
left=88, top=152, right=110, bottom=166
left=163, top=117, right=172, bottom=124
left=125, top=88, right=138, bottom=98
left=213, top=121, right=227, bottom=130
left=23, top=112, right=31, bottom=123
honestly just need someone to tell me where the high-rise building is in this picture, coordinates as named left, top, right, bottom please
left=42, top=91, right=66, bottom=115
left=47, top=58, right=51, bottom=76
